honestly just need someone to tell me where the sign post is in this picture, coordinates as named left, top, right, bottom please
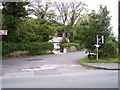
left=94, top=35, right=104, bottom=60
left=94, top=44, right=100, bottom=60
left=97, top=35, right=99, bottom=60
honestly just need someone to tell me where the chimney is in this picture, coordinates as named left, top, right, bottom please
left=54, top=32, right=58, bottom=37
left=62, top=31, right=65, bottom=39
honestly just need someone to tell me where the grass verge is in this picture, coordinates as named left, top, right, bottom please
left=80, top=57, right=119, bottom=63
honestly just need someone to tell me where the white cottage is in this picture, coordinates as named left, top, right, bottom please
left=48, top=31, right=69, bottom=53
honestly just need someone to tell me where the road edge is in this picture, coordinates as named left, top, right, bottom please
left=80, top=62, right=120, bottom=70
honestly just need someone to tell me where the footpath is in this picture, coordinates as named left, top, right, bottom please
left=80, top=62, right=120, bottom=70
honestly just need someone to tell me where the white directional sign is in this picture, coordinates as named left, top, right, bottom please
left=94, top=44, right=100, bottom=47
left=0, top=30, right=8, bottom=35
left=97, top=35, right=104, bottom=44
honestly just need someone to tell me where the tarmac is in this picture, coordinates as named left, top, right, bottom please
left=2, top=51, right=120, bottom=71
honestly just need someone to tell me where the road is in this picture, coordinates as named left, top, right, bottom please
left=1, top=51, right=118, bottom=88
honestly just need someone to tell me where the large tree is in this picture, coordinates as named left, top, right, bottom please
left=16, top=17, right=64, bottom=42
left=0, top=8, right=2, bottom=41
left=0, top=6, right=2, bottom=29
left=28, top=1, right=87, bottom=41
left=75, top=5, right=117, bottom=58
left=29, top=0, right=57, bottom=20
left=2, top=2, right=29, bottom=42
left=119, top=0, right=120, bottom=59
left=54, top=1, right=87, bottom=40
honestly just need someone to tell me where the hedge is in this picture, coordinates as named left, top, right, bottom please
left=61, top=43, right=80, bottom=48
left=2, top=42, right=53, bottom=55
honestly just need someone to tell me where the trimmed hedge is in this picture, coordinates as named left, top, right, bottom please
left=61, top=43, right=80, bottom=48
left=2, top=42, right=53, bottom=55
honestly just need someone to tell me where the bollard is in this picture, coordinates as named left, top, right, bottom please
left=63, top=48, right=67, bottom=53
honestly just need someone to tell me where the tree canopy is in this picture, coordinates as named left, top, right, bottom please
left=74, top=5, right=117, bottom=58
left=2, top=2, right=29, bottom=42
left=1, top=1, right=118, bottom=58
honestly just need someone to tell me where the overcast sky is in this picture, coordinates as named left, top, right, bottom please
left=84, top=0, right=118, bottom=38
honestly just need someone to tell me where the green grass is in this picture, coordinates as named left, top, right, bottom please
left=80, top=57, right=119, bottom=63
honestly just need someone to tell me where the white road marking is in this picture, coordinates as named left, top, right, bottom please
left=21, top=64, right=82, bottom=72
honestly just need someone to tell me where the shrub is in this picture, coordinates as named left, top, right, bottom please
left=0, top=41, right=2, bottom=55
left=98, top=39, right=118, bottom=59
left=61, top=43, right=80, bottom=48
left=2, top=42, right=53, bottom=56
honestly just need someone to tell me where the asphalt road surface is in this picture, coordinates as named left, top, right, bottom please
left=1, top=51, right=118, bottom=88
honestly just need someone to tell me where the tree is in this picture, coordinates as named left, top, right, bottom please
left=29, top=0, right=57, bottom=20
left=54, top=1, right=69, bottom=26
left=119, top=1, right=120, bottom=59
left=28, top=1, right=87, bottom=41
left=0, top=8, right=2, bottom=41
left=54, top=1, right=87, bottom=40
left=75, top=5, right=117, bottom=58
left=0, top=6, right=2, bottom=29
left=97, top=5, right=118, bottom=58
left=16, top=17, right=64, bottom=42
left=2, top=2, right=29, bottom=42
left=75, top=11, right=99, bottom=50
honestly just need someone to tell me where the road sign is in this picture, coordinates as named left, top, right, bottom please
left=94, top=44, right=100, bottom=47
left=0, top=30, right=8, bottom=35
left=97, top=35, right=104, bottom=44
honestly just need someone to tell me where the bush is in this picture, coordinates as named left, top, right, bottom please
left=14, top=18, right=63, bottom=43
left=61, top=43, right=80, bottom=48
left=98, top=39, right=118, bottom=59
left=2, top=42, right=53, bottom=56
left=0, top=41, right=2, bottom=55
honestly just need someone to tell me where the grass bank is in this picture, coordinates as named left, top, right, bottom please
left=80, top=57, right=119, bottom=63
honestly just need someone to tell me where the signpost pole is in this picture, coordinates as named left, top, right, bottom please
left=95, top=35, right=104, bottom=60
left=96, top=35, right=99, bottom=60
left=96, top=46, right=98, bottom=60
